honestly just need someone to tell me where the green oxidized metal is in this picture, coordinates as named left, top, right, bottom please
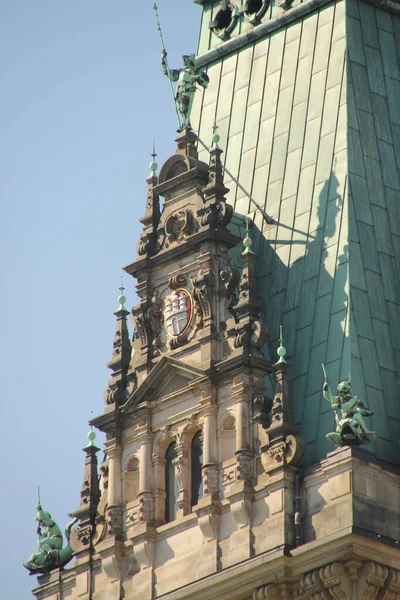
left=323, top=379, right=377, bottom=447
left=24, top=504, right=78, bottom=575
left=161, top=51, right=209, bottom=129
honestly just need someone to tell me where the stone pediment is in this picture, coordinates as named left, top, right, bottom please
left=123, top=356, right=206, bottom=411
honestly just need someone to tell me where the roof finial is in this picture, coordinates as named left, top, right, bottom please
left=242, top=216, right=255, bottom=255
left=212, top=122, right=220, bottom=148
left=117, top=276, right=127, bottom=311
left=86, top=410, right=96, bottom=446
left=149, top=140, right=158, bottom=176
left=275, top=325, right=287, bottom=365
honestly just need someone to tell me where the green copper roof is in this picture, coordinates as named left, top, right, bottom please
left=193, top=0, right=400, bottom=466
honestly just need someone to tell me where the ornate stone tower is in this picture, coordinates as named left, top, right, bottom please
left=30, top=0, right=400, bottom=598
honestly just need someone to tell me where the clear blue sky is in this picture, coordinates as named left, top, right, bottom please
left=0, top=2, right=202, bottom=597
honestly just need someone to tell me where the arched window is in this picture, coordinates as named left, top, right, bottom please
left=165, top=442, right=178, bottom=523
left=191, top=432, right=203, bottom=507
left=125, top=457, right=139, bottom=504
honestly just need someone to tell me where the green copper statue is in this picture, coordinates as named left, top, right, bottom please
left=24, top=503, right=78, bottom=575
left=161, top=50, right=209, bottom=129
left=323, top=374, right=377, bottom=447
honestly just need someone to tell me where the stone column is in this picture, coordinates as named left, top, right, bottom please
left=139, top=435, right=154, bottom=523
left=174, top=441, right=189, bottom=516
left=232, top=378, right=252, bottom=482
left=106, top=444, right=123, bottom=536
left=202, top=406, right=218, bottom=494
left=139, top=436, right=153, bottom=494
left=108, top=445, right=122, bottom=507
left=152, top=453, right=166, bottom=526
left=235, top=397, right=249, bottom=452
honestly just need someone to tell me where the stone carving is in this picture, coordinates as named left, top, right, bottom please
left=146, top=291, right=164, bottom=356
left=24, top=504, right=78, bottom=574
left=253, top=393, right=273, bottom=429
left=254, top=560, right=391, bottom=600
left=234, top=318, right=268, bottom=350
left=173, top=452, right=189, bottom=513
left=132, top=311, right=150, bottom=351
left=220, top=267, right=240, bottom=310
left=131, top=293, right=165, bottom=359
left=165, top=209, right=198, bottom=246
left=260, top=339, right=304, bottom=473
left=193, top=269, right=213, bottom=329
left=106, top=506, right=123, bottom=537
left=164, top=289, right=193, bottom=351
left=199, top=198, right=233, bottom=228
left=76, top=524, right=93, bottom=546
left=169, top=273, right=188, bottom=290
left=323, top=376, right=377, bottom=447
left=100, top=461, right=109, bottom=491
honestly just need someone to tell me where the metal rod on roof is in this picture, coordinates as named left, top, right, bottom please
left=195, top=133, right=273, bottom=225
left=153, top=3, right=182, bottom=129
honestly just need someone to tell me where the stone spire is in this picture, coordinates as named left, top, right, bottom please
left=104, top=283, right=131, bottom=407
left=70, top=427, right=101, bottom=549
left=260, top=328, right=304, bottom=473
left=233, top=219, right=268, bottom=356
left=200, top=124, right=232, bottom=228
left=136, top=146, right=161, bottom=258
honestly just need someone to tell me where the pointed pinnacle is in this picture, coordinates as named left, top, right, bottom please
left=275, top=325, right=287, bottom=365
left=149, top=141, right=158, bottom=176
left=117, top=277, right=127, bottom=311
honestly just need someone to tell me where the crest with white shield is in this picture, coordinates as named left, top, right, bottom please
left=164, top=289, right=193, bottom=338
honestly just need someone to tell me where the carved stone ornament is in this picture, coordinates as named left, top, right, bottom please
left=146, top=291, right=164, bottom=356
left=164, top=209, right=198, bottom=246
left=163, top=285, right=196, bottom=350
left=199, top=199, right=233, bottom=228
left=131, top=292, right=166, bottom=359
left=76, top=524, right=93, bottom=546
left=106, top=506, right=123, bottom=537
left=164, top=289, right=192, bottom=337
left=253, top=560, right=400, bottom=599
left=260, top=433, right=303, bottom=472
left=193, top=269, right=213, bottom=330
left=220, top=267, right=240, bottom=310
left=169, top=273, right=188, bottom=290
left=234, top=319, right=268, bottom=350
left=253, top=393, right=273, bottom=429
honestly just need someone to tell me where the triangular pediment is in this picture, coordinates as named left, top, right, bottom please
left=123, top=356, right=206, bottom=411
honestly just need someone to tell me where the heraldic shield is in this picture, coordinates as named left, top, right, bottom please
left=164, top=289, right=192, bottom=338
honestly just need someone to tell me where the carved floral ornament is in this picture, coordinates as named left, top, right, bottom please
left=253, top=560, right=400, bottom=599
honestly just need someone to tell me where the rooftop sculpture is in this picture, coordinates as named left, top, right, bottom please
left=322, top=369, right=377, bottom=447
left=161, top=51, right=209, bottom=130
left=24, top=502, right=77, bottom=575
left=154, top=3, right=209, bottom=130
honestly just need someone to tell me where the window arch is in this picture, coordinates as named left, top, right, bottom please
left=165, top=442, right=179, bottom=523
left=191, top=431, right=203, bottom=507
left=125, top=456, right=139, bottom=504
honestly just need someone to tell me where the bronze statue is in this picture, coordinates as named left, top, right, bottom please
left=322, top=375, right=377, bottom=447
left=161, top=50, right=209, bottom=129
left=24, top=503, right=78, bottom=575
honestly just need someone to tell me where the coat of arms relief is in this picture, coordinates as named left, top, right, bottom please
left=164, top=289, right=192, bottom=338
